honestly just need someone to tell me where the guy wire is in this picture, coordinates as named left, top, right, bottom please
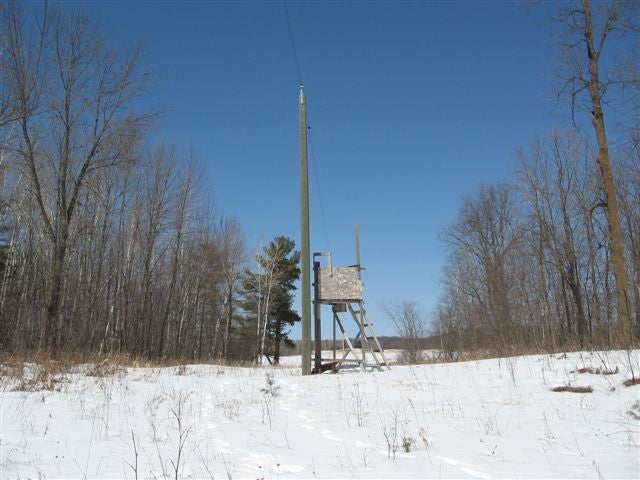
left=308, top=126, right=332, bottom=253
left=283, top=0, right=331, bottom=252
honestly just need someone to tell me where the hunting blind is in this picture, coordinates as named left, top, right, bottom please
left=311, top=227, right=390, bottom=373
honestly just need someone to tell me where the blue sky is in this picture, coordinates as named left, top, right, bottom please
left=85, top=0, right=561, bottom=337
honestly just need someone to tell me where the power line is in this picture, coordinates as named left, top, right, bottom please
left=308, top=127, right=332, bottom=253
left=282, top=0, right=331, bottom=252
left=282, top=0, right=304, bottom=86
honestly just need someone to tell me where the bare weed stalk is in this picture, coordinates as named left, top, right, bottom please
left=170, top=392, right=192, bottom=480
left=124, top=429, right=139, bottom=480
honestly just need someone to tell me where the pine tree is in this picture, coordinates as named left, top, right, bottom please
left=241, top=236, right=300, bottom=364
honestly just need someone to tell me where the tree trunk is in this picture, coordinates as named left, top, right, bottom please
left=584, top=210, right=602, bottom=341
left=42, top=239, right=67, bottom=353
left=274, top=322, right=282, bottom=366
left=582, top=0, right=632, bottom=344
left=223, top=286, right=234, bottom=359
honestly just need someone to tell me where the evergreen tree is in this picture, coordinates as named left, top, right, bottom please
left=241, top=236, right=300, bottom=364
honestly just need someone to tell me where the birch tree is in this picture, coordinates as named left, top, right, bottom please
left=241, top=236, right=300, bottom=364
left=4, top=3, right=151, bottom=351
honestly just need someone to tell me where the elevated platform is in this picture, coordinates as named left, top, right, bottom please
left=311, top=243, right=390, bottom=373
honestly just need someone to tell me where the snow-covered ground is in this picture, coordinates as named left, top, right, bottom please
left=273, top=349, right=441, bottom=367
left=1, top=350, right=639, bottom=479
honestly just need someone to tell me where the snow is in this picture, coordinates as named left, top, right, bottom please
left=1, top=350, right=639, bottom=479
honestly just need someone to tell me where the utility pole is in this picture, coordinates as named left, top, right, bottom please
left=300, top=85, right=311, bottom=375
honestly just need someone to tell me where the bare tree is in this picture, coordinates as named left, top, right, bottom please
left=617, top=138, right=640, bottom=334
left=0, top=2, right=18, bottom=129
left=135, top=144, right=175, bottom=356
left=519, top=131, right=593, bottom=347
left=215, top=217, right=246, bottom=359
left=381, top=300, right=428, bottom=363
left=444, top=183, right=523, bottom=348
left=156, top=154, right=194, bottom=359
left=437, top=126, right=638, bottom=354
left=0, top=3, right=257, bottom=362
left=555, top=0, right=639, bottom=343
left=4, top=3, right=151, bottom=351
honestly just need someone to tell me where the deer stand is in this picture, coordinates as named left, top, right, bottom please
left=311, top=244, right=390, bottom=373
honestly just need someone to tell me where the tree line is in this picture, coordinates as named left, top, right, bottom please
left=2, top=1, right=636, bottom=364
left=435, top=1, right=639, bottom=354
left=0, top=2, right=300, bottom=362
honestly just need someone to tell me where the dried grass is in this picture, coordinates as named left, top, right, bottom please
left=551, top=385, right=593, bottom=393
left=84, top=359, right=125, bottom=378
left=10, top=361, right=71, bottom=392
left=574, top=366, right=619, bottom=375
